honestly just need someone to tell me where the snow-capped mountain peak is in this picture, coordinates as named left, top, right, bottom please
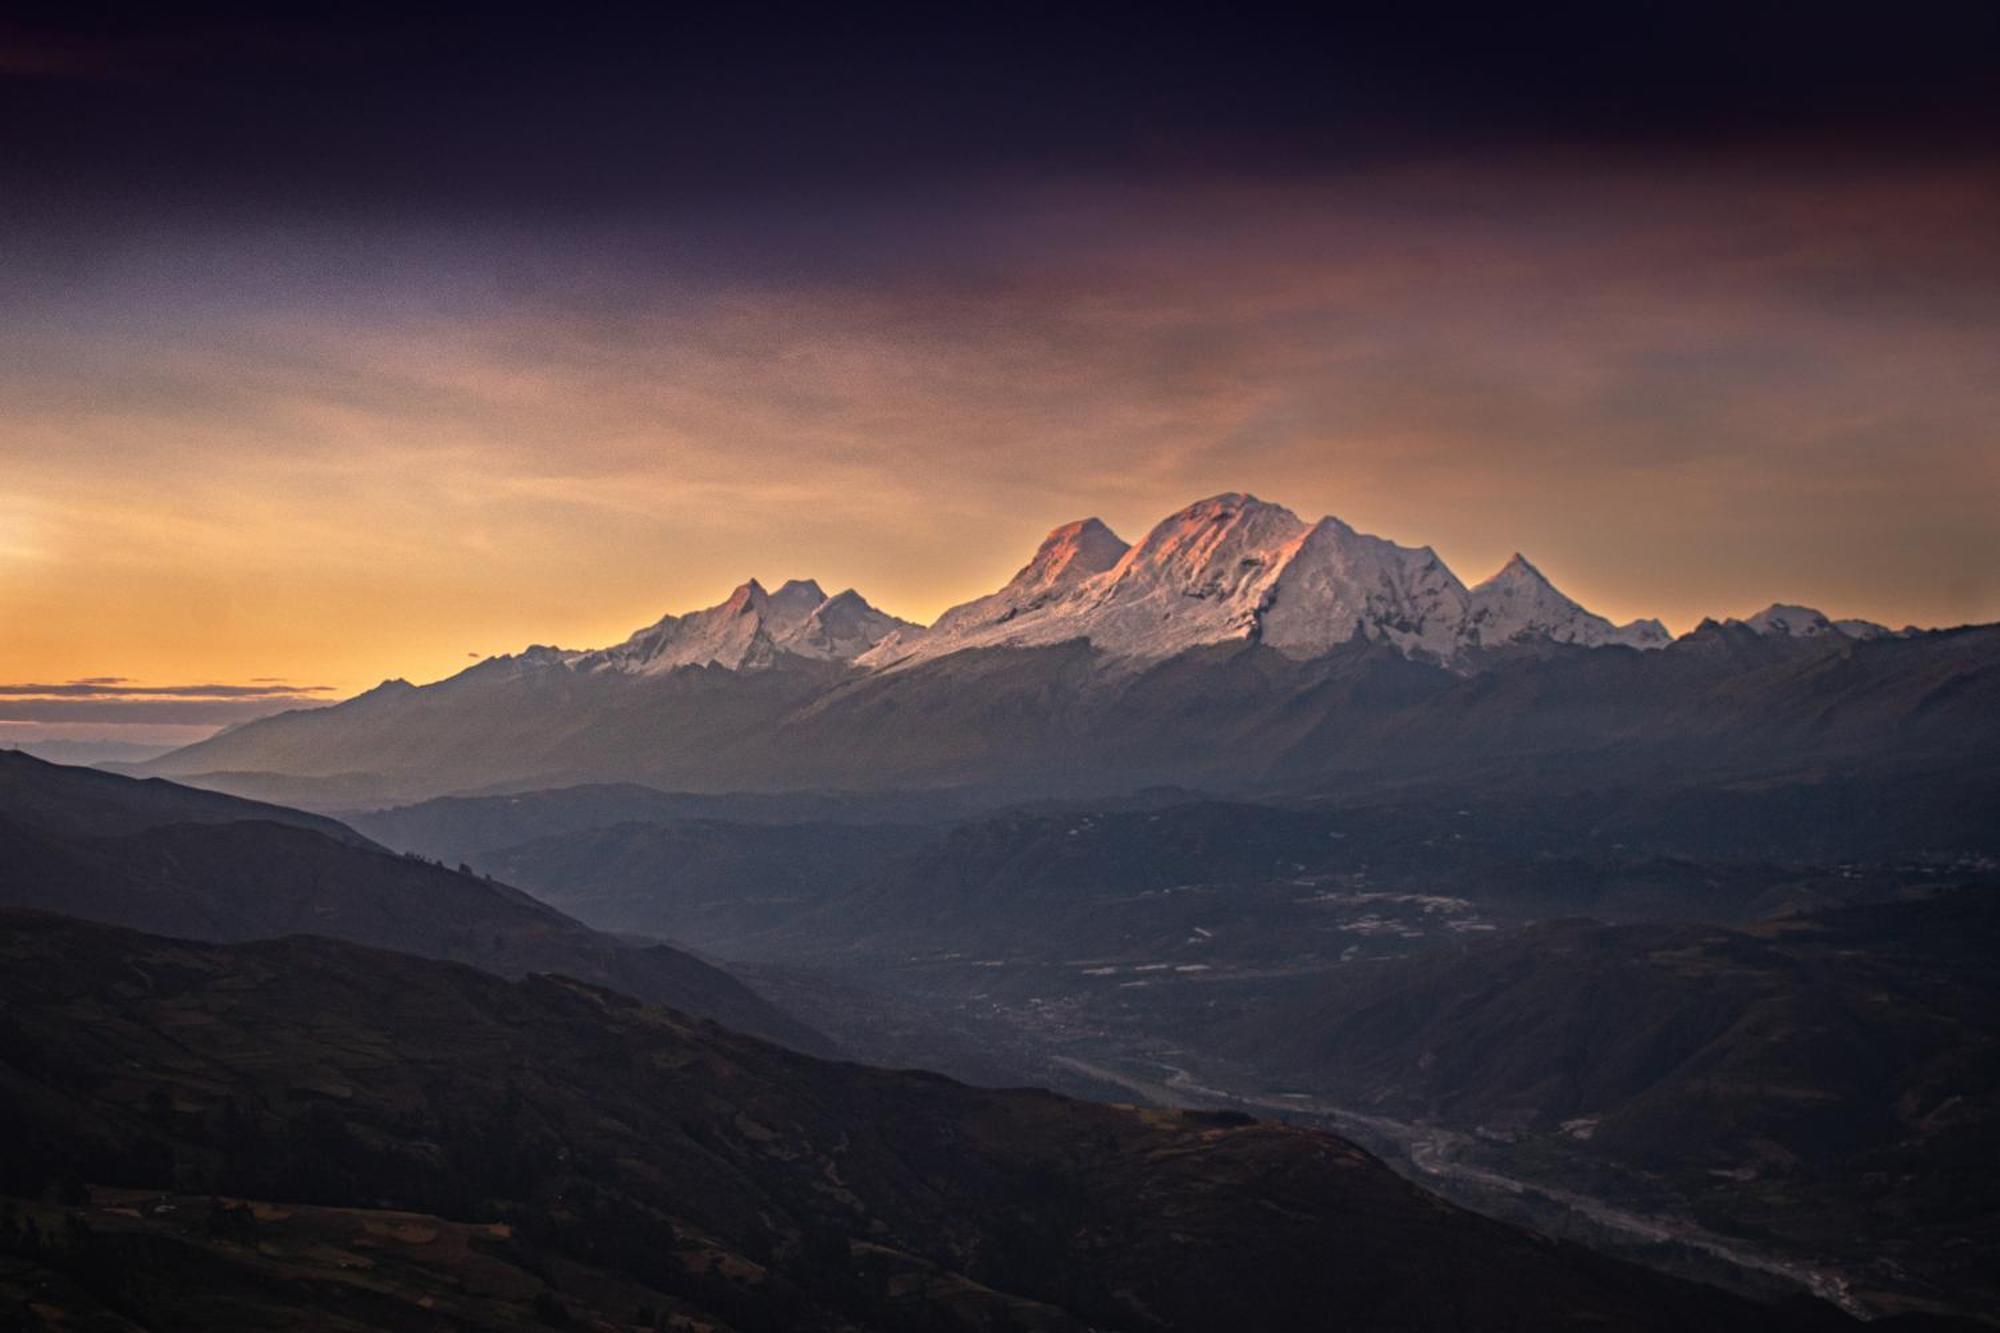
left=1833, top=618, right=1896, bottom=641
left=1745, top=603, right=1834, bottom=637
left=576, top=577, right=915, bottom=674
left=1741, top=604, right=1891, bottom=641
left=1062, top=494, right=1315, bottom=657
left=1256, top=516, right=1470, bottom=660
left=768, top=578, right=827, bottom=616
left=789, top=588, right=914, bottom=661
left=1016, top=518, right=1131, bottom=594
left=862, top=514, right=1136, bottom=666
left=1486, top=553, right=1552, bottom=590
left=1619, top=618, right=1673, bottom=648
left=1465, top=553, right=1665, bottom=650
left=867, top=495, right=1676, bottom=670
left=1108, top=493, right=1309, bottom=594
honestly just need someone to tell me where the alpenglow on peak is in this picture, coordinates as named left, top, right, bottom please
left=562, top=578, right=918, bottom=674
left=451, top=493, right=1907, bottom=680
left=862, top=493, right=1674, bottom=669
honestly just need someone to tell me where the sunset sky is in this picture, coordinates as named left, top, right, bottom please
left=3, top=4, right=1997, bottom=741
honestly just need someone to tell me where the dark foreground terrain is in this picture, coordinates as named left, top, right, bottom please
left=0, top=911, right=1861, bottom=1333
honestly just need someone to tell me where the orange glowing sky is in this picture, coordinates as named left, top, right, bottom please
left=3, top=157, right=1998, bottom=738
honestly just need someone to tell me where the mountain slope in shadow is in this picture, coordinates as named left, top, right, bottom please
left=1226, top=892, right=2000, bottom=1316
left=0, top=911, right=1856, bottom=1333
left=128, top=623, right=2000, bottom=811
left=0, top=751, right=823, bottom=1053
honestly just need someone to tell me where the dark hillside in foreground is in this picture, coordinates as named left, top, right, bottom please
left=0, top=911, right=1855, bottom=1333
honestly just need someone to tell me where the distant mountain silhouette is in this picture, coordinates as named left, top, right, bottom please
left=0, top=751, right=822, bottom=1052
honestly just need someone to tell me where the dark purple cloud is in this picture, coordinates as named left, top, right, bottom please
left=4, top=2, right=1995, bottom=229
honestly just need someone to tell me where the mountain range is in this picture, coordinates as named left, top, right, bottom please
left=864, top=496, right=1675, bottom=667
left=123, top=492, right=1970, bottom=810
left=551, top=493, right=1906, bottom=673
